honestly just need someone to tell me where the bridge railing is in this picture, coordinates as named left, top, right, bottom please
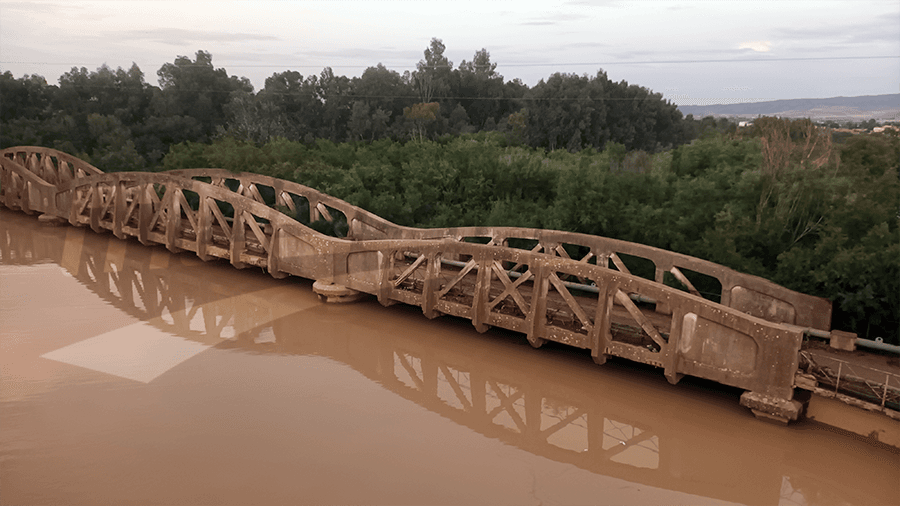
left=798, top=351, right=900, bottom=413
left=9, top=153, right=829, bottom=335
left=165, top=167, right=832, bottom=333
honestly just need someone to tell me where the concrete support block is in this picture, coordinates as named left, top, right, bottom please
left=740, top=391, right=803, bottom=424
left=313, top=280, right=365, bottom=303
left=830, top=330, right=857, bottom=352
left=37, top=213, right=66, bottom=226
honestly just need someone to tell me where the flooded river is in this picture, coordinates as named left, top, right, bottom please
left=1, top=208, right=898, bottom=505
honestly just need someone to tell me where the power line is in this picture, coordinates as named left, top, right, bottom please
left=3, top=54, right=897, bottom=70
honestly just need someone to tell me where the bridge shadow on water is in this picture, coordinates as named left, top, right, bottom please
left=2, top=208, right=897, bottom=506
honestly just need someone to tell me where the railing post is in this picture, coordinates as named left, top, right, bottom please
left=89, top=182, right=102, bottom=233
left=835, top=361, right=843, bottom=394
left=113, top=179, right=126, bottom=239
left=165, top=186, right=181, bottom=253
left=230, top=206, right=246, bottom=268
left=590, top=279, right=613, bottom=365
left=196, top=192, right=211, bottom=261
left=377, top=250, right=396, bottom=307
left=138, top=183, right=151, bottom=245
left=526, top=261, right=549, bottom=349
left=422, top=251, right=439, bottom=319
left=472, top=251, right=491, bottom=333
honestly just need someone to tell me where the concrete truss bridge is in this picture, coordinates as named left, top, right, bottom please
left=2, top=146, right=896, bottom=425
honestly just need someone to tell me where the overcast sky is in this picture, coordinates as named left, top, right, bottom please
left=1, top=0, right=897, bottom=106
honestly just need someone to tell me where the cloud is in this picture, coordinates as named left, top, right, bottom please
left=563, top=0, right=625, bottom=7
left=775, top=15, right=900, bottom=47
left=518, top=12, right=583, bottom=27
left=291, top=47, right=422, bottom=63
left=120, top=28, right=279, bottom=46
left=738, top=41, right=771, bottom=52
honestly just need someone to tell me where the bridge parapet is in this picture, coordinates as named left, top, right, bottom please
left=411, top=226, right=832, bottom=332
left=164, top=167, right=832, bottom=333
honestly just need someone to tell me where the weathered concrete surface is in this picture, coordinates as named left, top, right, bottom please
left=740, top=391, right=803, bottom=423
left=312, top=280, right=365, bottom=303
left=830, top=330, right=858, bottom=351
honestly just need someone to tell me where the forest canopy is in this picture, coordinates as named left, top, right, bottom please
left=1, top=41, right=693, bottom=169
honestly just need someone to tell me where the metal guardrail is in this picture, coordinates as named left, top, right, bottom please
left=798, top=350, right=900, bottom=414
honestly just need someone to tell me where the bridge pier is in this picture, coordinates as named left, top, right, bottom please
left=740, top=391, right=803, bottom=424
left=38, top=213, right=66, bottom=226
left=313, top=280, right=365, bottom=303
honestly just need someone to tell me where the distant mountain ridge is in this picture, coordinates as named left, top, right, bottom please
left=677, top=94, right=900, bottom=121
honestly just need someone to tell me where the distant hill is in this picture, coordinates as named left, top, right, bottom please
left=677, top=94, right=900, bottom=121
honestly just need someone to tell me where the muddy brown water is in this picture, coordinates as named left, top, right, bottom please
left=1, top=208, right=898, bottom=506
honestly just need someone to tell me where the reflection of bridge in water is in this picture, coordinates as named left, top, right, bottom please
left=1, top=146, right=897, bottom=425
left=1, top=211, right=894, bottom=506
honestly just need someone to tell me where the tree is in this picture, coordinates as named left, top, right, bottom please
left=458, top=48, right=498, bottom=77
left=85, top=113, right=145, bottom=171
left=456, top=49, right=505, bottom=129
left=225, top=89, right=288, bottom=144
left=0, top=72, right=58, bottom=149
left=0, top=72, right=55, bottom=123
left=350, top=63, right=412, bottom=122
left=413, top=38, right=453, bottom=104
left=525, top=72, right=611, bottom=151
left=155, top=50, right=252, bottom=141
left=261, top=70, right=323, bottom=141
left=316, top=67, right=353, bottom=142
left=403, top=102, right=439, bottom=141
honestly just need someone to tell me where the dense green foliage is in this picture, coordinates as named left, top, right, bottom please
left=2, top=41, right=692, bottom=169
left=160, top=127, right=899, bottom=344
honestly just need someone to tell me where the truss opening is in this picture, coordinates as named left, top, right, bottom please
left=546, top=270, right=594, bottom=335
left=391, top=251, right=427, bottom=295
left=254, top=184, right=276, bottom=206
left=663, top=266, right=723, bottom=303
left=437, top=255, right=479, bottom=309
left=609, top=288, right=667, bottom=353
left=277, top=193, right=310, bottom=223
left=608, top=252, right=656, bottom=281
left=488, top=261, right=534, bottom=321
left=505, top=237, right=539, bottom=251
